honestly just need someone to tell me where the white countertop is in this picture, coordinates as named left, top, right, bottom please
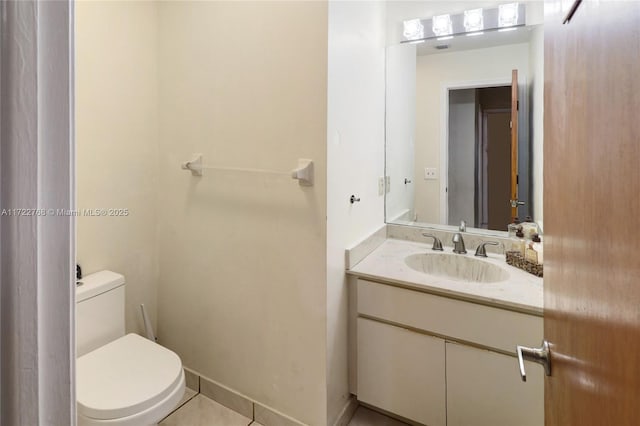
left=347, top=238, right=543, bottom=315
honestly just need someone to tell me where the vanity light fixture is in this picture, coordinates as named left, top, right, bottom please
left=499, top=3, right=520, bottom=28
left=403, top=19, right=424, bottom=41
left=400, top=3, right=526, bottom=44
left=466, top=32, right=485, bottom=37
left=437, top=36, right=454, bottom=41
left=432, top=14, right=453, bottom=37
left=463, top=8, right=484, bottom=32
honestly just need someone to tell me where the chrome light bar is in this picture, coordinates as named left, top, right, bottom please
left=402, top=3, right=526, bottom=43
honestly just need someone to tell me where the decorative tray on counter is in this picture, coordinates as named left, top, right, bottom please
left=505, top=251, right=543, bottom=277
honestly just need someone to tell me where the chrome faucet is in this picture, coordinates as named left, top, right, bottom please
left=475, top=241, right=500, bottom=257
left=422, top=233, right=443, bottom=251
left=452, top=233, right=467, bottom=254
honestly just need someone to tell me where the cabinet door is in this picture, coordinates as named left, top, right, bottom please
left=446, top=342, right=543, bottom=426
left=357, top=318, right=446, bottom=426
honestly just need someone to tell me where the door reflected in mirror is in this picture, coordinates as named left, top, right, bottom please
left=385, top=21, right=543, bottom=234
left=449, top=85, right=514, bottom=230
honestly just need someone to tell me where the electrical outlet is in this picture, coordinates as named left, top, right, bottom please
left=385, top=176, right=391, bottom=193
left=378, top=177, right=385, bottom=196
left=424, top=168, right=438, bottom=180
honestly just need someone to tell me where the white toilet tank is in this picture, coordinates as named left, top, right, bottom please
left=76, top=270, right=125, bottom=357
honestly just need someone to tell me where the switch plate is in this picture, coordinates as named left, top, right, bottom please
left=424, top=168, right=437, bottom=180
left=378, top=177, right=385, bottom=196
left=385, top=176, right=391, bottom=193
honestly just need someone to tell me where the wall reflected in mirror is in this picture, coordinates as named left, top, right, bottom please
left=385, top=1, right=544, bottom=235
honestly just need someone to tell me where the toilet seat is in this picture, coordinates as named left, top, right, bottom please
left=77, top=333, right=184, bottom=423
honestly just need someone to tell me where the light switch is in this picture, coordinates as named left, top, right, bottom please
left=424, top=168, right=437, bottom=180
left=378, top=177, right=385, bottom=196
left=385, top=176, right=391, bottom=193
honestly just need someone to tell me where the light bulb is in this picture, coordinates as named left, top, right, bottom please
left=464, top=8, right=484, bottom=32
left=403, top=19, right=424, bottom=41
left=499, top=3, right=519, bottom=28
left=432, top=14, right=453, bottom=37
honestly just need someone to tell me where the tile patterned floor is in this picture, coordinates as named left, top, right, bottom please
left=161, top=390, right=407, bottom=426
left=160, top=394, right=254, bottom=426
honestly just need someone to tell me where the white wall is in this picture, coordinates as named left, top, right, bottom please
left=76, top=1, right=160, bottom=336
left=447, top=89, right=476, bottom=225
left=414, top=43, right=530, bottom=223
left=156, top=3, right=328, bottom=425
left=385, top=43, right=416, bottom=222
left=529, top=25, right=544, bottom=227
left=327, top=2, right=386, bottom=424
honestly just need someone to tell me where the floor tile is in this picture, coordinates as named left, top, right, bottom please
left=200, top=375, right=253, bottom=419
left=348, top=407, right=409, bottom=426
left=160, top=394, right=252, bottom=426
left=176, top=387, right=198, bottom=409
left=160, top=388, right=198, bottom=423
left=250, top=423, right=265, bottom=426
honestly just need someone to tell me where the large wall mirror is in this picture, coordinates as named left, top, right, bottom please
left=385, top=1, right=544, bottom=235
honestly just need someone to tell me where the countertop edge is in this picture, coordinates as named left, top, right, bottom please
left=346, top=269, right=544, bottom=317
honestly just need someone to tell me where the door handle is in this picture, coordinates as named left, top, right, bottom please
left=516, top=341, right=551, bottom=382
left=510, top=199, right=526, bottom=208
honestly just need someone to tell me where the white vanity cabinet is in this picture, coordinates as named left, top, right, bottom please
left=355, top=278, right=543, bottom=426
left=445, top=342, right=543, bottom=426
left=357, top=318, right=446, bottom=426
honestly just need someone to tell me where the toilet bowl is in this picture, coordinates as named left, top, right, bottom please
left=76, top=271, right=185, bottom=426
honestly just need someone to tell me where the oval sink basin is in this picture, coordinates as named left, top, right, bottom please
left=404, top=253, right=509, bottom=283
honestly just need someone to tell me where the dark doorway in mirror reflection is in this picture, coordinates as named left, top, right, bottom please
left=448, top=86, right=512, bottom=231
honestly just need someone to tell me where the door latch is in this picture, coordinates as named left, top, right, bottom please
left=517, top=341, right=551, bottom=382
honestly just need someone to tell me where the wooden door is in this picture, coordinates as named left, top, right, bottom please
left=544, top=1, right=640, bottom=424
left=510, top=69, right=519, bottom=220
left=485, top=110, right=512, bottom=231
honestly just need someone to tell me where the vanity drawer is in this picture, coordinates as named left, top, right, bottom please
left=357, top=279, right=542, bottom=354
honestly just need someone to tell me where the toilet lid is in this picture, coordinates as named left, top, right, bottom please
left=77, top=333, right=183, bottom=420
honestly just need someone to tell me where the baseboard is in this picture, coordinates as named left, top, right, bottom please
left=332, top=395, right=359, bottom=426
left=183, top=367, right=306, bottom=426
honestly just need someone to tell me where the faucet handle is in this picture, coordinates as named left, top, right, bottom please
left=459, top=220, right=466, bottom=232
left=475, top=241, right=500, bottom=257
left=422, top=233, right=444, bottom=251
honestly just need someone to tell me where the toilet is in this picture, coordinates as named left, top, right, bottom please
left=76, top=270, right=185, bottom=426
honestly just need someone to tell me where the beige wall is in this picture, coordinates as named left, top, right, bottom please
left=76, top=0, right=159, bottom=335
left=415, top=43, right=530, bottom=223
left=77, top=2, right=340, bottom=424
left=155, top=2, right=328, bottom=425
